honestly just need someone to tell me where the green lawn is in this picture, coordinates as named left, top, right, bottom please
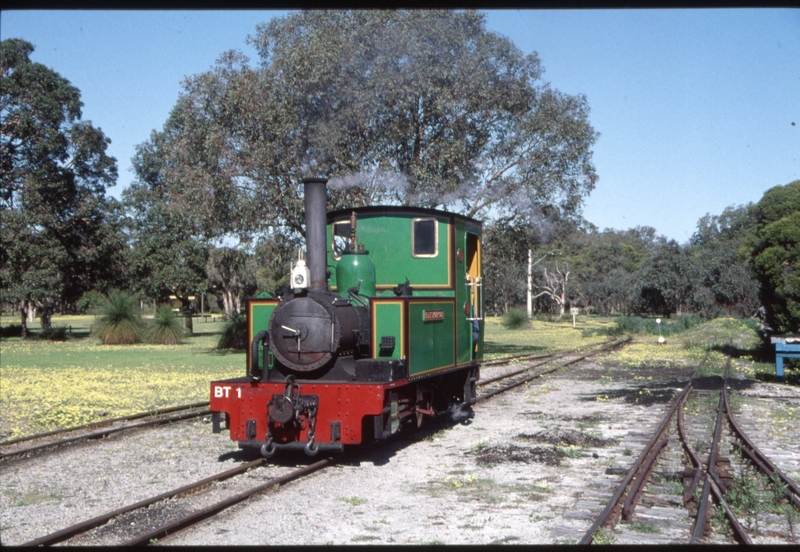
left=1, top=314, right=242, bottom=439
left=482, top=315, right=614, bottom=359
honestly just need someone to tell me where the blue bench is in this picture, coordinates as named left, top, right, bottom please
left=771, top=337, right=800, bottom=383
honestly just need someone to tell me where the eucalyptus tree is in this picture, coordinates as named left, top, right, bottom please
left=745, top=180, right=800, bottom=333
left=123, top=172, right=208, bottom=336
left=689, top=205, right=759, bottom=319
left=0, top=39, right=123, bottom=338
left=133, top=10, right=598, bottom=247
left=568, top=226, right=658, bottom=315
left=206, top=246, right=258, bottom=318
left=630, top=240, right=700, bottom=317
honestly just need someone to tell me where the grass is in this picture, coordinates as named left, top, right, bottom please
left=483, top=315, right=613, bottom=359
left=500, top=308, right=531, bottom=330
left=626, top=521, right=660, bottom=534
left=339, top=496, right=368, bottom=506
left=0, top=313, right=242, bottom=439
left=592, top=528, right=616, bottom=545
left=217, top=313, right=248, bottom=350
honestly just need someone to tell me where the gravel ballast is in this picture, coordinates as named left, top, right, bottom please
left=3, top=357, right=799, bottom=545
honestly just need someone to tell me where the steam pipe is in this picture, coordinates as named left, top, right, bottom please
left=302, top=177, right=328, bottom=292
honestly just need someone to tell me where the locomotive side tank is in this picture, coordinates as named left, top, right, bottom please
left=210, top=177, right=483, bottom=456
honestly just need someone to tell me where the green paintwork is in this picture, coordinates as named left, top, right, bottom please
left=336, top=251, right=376, bottom=297
left=328, top=212, right=451, bottom=293
left=408, top=301, right=455, bottom=376
left=372, top=300, right=403, bottom=360
left=248, top=300, right=278, bottom=372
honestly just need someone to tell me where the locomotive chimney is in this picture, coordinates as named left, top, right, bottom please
left=302, top=177, right=329, bottom=292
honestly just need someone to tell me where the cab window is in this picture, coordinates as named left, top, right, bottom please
left=412, top=218, right=438, bottom=258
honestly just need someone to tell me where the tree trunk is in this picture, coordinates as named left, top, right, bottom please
left=40, top=309, right=53, bottom=334
left=222, top=290, right=236, bottom=319
left=180, top=297, right=194, bottom=335
left=19, top=304, right=28, bottom=341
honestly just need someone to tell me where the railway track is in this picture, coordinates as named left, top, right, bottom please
left=13, top=340, right=629, bottom=546
left=480, top=336, right=628, bottom=368
left=22, top=456, right=332, bottom=546
left=0, top=402, right=211, bottom=461
left=476, top=336, right=631, bottom=402
left=579, top=349, right=800, bottom=544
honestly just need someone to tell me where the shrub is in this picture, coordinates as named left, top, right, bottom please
left=673, top=314, right=705, bottom=332
left=1, top=324, right=23, bottom=338
left=217, top=313, right=248, bottom=350
left=44, top=326, right=69, bottom=341
left=608, top=316, right=646, bottom=336
left=92, top=291, right=144, bottom=345
left=76, top=290, right=108, bottom=314
left=144, top=305, right=187, bottom=345
left=501, top=308, right=531, bottom=330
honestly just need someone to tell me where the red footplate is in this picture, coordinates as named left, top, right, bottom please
left=210, top=379, right=395, bottom=445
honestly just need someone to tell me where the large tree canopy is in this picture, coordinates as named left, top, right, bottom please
left=689, top=205, right=759, bottom=319
left=131, top=10, right=598, bottom=246
left=746, top=180, right=800, bottom=334
left=0, top=39, right=122, bottom=336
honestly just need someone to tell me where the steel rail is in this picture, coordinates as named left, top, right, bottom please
left=120, top=458, right=332, bottom=546
left=723, top=371, right=800, bottom=509
left=477, top=351, right=574, bottom=386
left=579, top=353, right=707, bottom=544
left=677, top=387, right=704, bottom=505
left=1, top=408, right=211, bottom=461
left=477, top=337, right=631, bottom=403
left=709, top=474, right=751, bottom=544
left=621, top=438, right=668, bottom=520
left=480, top=337, right=621, bottom=368
left=690, top=354, right=731, bottom=543
left=0, top=401, right=210, bottom=447
left=679, top=384, right=749, bottom=542
left=690, top=353, right=751, bottom=544
left=481, top=351, right=556, bottom=367
left=22, top=458, right=266, bottom=546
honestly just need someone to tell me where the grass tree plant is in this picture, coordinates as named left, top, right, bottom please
left=501, top=308, right=531, bottom=330
left=217, top=312, right=248, bottom=350
left=145, top=305, right=188, bottom=345
left=92, top=290, right=144, bottom=345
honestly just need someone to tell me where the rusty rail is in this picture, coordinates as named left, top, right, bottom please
left=120, top=458, right=332, bottom=546
left=0, top=401, right=210, bottom=447
left=689, top=353, right=750, bottom=544
left=477, top=336, right=631, bottom=403
left=22, top=458, right=266, bottom=546
left=1, top=407, right=211, bottom=461
left=724, top=384, right=800, bottom=509
left=579, top=354, right=705, bottom=544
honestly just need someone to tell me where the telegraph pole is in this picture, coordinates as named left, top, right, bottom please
left=527, top=249, right=533, bottom=319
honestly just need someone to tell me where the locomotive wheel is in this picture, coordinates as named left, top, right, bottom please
left=415, top=388, right=433, bottom=428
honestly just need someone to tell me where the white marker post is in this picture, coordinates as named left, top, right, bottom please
left=656, top=318, right=665, bottom=344
left=570, top=307, right=579, bottom=328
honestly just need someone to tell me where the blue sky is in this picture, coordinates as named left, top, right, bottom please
left=2, top=9, right=798, bottom=243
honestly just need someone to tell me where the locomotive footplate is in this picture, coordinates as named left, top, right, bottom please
left=210, top=378, right=400, bottom=451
